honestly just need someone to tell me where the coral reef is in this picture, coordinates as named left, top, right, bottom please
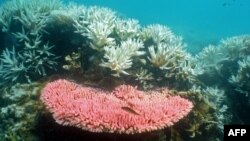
left=0, top=0, right=62, bottom=33
left=0, top=0, right=62, bottom=86
left=0, top=36, right=59, bottom=85
left=189, top=86, right=231, bottom=132
left=193, top=35, right=250, bottom=87
left=64, top=4, right=199, bottom=92
left=0, top=0, right=249, bottom=140
left=0, top=82, right=43, bottom=140
left=192, top=35, right=250, bottom=130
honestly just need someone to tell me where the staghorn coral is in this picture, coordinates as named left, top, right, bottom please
left=114, top=18, right=140, bottom=40
left=0, top=47, right=28, bottom=85
left=195, top=35, right=250, bottom=71
left=0, top=0, right=62, bottom=33
left=74, top=6, right=116, bottom=51
left=139, top=24, right=175, bottom=45
left=137, top=25, right=196, bottom=88
left=194, top=45, right=227, bottom=72
left=201, top=87, right=228, bottom=118
left=41, top=79, right=193, bottom=134
left=144, top=40, right=195, bottom=89
left=175, top=58, right=204, bottom=84
left=22, top=35, right=59, bottom=76
left=220, top=35, right=250, bottom=60
left=0, top=0, right=62, bottom=85
left=147, top=41, right=185, bottom=70
left=0, top=35, right=59, bottom=86
left=71, top=4, right=198, bottom=90
left=229, top=56, right=250, bottom=98
left=190, top=35, right=250, bottom=137
left=193, top=35, right=250, bottom=87
left=100, top=39, right=145, bottom=76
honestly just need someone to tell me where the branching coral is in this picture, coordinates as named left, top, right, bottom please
left=74, top=6, right=116, bottom=51
left=0, top=35, right=59, bottom=85
left=145, top=37, right=195, bottom=88
left=140, top=24, right=175, bottom=44
left=147, top=42, right=184, bottom=69
left=194, top=45, right=227, bottom=71
left=114, top=18, right=140, bottom=40
left=0, top=0, right=62, bottom=84
left=100, top=39, right=145, bottom=76
left=72, top=4, right=197, bottom=89
left=194, top=35, right=250, bottom=71
left=22, top=42, right=59, bottom=76
left=193, top=35, right=250, bottom=87
left=188, top=86, right=231, bottom=134
left=175, top=58, right=204, bottom=84
left=0, top=0, right=62, bottom=33
left=220, top=35, right=250, bottom=60
left=229, top=56, right=250, bottom=95
left=87, top=21, right=116, bottom=50
left=0, top=47, right=28, bottom=84
left=18, top=34, right=59, bottom=76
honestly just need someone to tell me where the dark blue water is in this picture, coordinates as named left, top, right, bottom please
left=68, top=0, right=250, bottom=52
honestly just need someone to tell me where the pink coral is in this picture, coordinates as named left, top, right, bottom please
left=40, top=79, right=193, bottom=134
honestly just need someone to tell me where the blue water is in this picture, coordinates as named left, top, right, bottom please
left=68, top=0, right=250, bottom=53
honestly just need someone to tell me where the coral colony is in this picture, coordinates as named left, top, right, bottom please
left=41, top=79, right=193, bottom=134
left=0, top=0, right=250, bottom=141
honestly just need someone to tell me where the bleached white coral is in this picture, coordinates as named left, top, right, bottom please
left=87, top=21, right=115, bottom=50
left=220, top=35, right=250, bottom=59
left=147, top=40, right=185, bottom=70
left=47, top=3, right=85, bottom=26
left=84, top=6, right=116, bottom=24
left=74, top=6, right=117, bottom=51
left=229, top=56, right=250, bottom=94
left=114, top=18, right=140, bottom=40
left=194, top=45, right=227, bottom=72
left=0, top=0, right=62, bottom=33
left=203, top=87, right=230, bottom=131
left=100, top=39, right=145, bottom=76
left=140, top=24, right=175, bottom=44
left=203, top=87, right=225, bottom=108
left=176, top=58, right=204, bottom=83
left=189, top=86, right=230, bottom=132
